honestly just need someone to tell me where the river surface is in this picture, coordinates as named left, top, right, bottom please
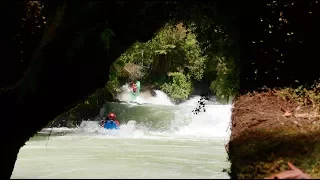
left=12, top=89, right=232, bottom=179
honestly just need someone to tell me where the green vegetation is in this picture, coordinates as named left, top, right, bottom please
left=210, top=56, right=239, bottom=102
left=49, top=20, right=241, bottom=126
left=161, top=72, right=193, bottom=101
left=103, top=22, right=239, bottom=102
left=275, top=82, right=320, bottom=111
left=5, top=1, right=320, bottom=179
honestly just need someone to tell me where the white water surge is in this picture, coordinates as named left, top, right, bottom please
left=12, top=88, right=232, bottom=179
left=117, top=84, right=174, bottom=105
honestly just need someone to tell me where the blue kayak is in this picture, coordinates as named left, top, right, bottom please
left=103, top=120, right=120, bottom=130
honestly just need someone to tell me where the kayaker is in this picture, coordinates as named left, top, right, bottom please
left=108, top=112, right=120, bottom=126
left=100, top=112, right=120, bottom=127
left=130, top=82, right=137, bottom=93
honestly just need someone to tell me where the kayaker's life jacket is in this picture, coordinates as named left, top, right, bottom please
left=132, top=84, right=137, bottom=93
left=104, top=120, right=119, bottom=129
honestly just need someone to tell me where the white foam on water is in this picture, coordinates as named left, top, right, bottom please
left=46, top=94, right=232, bottom=142
left=13, top=91, right=232, bottom=179
left=117, top=84, right=174, bottom=105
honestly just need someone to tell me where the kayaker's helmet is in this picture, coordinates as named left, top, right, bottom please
left=107, top=112, right=116, bottom=120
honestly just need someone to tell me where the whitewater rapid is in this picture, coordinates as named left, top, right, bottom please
left=12, top=87, right=232, bottom=179
left=43, top=87, right=232, bottom=140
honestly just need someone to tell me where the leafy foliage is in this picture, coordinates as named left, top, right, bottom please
left=276, top=81, right=320, bottom=110
left=106, top=67, right=121, bottom=97
left=102, top=18, right=242, bottom=102
left=160, top=72, right=193, bottom=101
left=210, top=56, right=239, bottom=102
left=104, top=22, right=210, bottom=101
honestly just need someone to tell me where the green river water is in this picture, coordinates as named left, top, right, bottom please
left=12, top=90, right=232, bottom=179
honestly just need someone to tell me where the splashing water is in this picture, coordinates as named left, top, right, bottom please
left=45, top=90, right=232, bottom=140
left=59, top=94, right=232, bottom=142
left=12, top=88, right=232, bottom=179
left=117, top=84, right=173, bottom=105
